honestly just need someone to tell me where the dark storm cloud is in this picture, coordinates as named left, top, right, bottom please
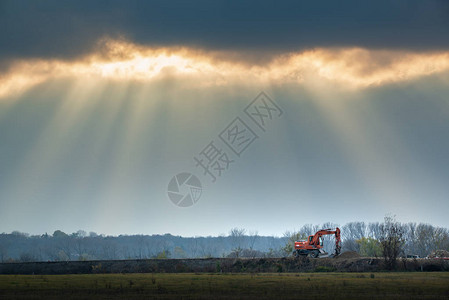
left=1, top=0, right=449, bottom=65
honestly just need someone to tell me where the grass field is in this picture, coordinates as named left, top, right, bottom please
left=1, top=272, right=449, bottom=299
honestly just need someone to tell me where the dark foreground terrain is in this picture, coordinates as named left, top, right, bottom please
left=1, top=254, right=448, bottom=275
left=1, top=272, right=449, bottom=299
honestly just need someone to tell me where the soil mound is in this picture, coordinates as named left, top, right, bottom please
left=336, top=251, right=361, bottom=259
left=1, top=256, right=449, bottom=274
left=428, top=250, right=449, bottom=258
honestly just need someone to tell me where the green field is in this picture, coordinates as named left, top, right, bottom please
left=1, top=272, right=448, bottom=299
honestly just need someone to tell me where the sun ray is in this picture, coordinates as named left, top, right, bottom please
left=2, top=78, right=108, bottom=212
left=303, top=82, right=416, bottom=211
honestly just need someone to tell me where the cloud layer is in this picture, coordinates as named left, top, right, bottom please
left=2, top=39, right=449, bottom=99
left=1, top=0, right=449, bottom=66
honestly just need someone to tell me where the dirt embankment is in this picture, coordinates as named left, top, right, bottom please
left=335, top=251, right=361, bottom=259
left=1, top=253, right=448, bottom=275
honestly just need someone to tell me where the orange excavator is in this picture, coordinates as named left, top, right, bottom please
left=293, top=227, right=341, bottom=258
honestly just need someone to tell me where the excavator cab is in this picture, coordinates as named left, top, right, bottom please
left=309, top=236, right=323, bottom=246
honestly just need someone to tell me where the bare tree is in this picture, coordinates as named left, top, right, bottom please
left=189, top=237, right=201, bottom=258
left=379, top=215, right=404, bottom=270
left=229, top=228, right=246, bottom=257
left=144, top=238, right=155, bottom=258
left=73, top=236, right=88, bottom=260
left=403, top=222, right=418, bottom=256
left=0, top=241, right=9, bottom=262
left=198, top=238, right=214, bottom=258
left=248, top=230, right=259, bottom=250
left=54, top=235, right=74, bottom=261
left=101, top=239, right=118, bottom=260
left=341, top=222, right=367, bottom=253
left=413, top=224, right=449, bottom=257
left=368, top=222, right=382, bottom=240
left=299, top=224, right=320, bottom=237
left=135, top=235, right=145, bottom=259
left=215, top=234, right=227, bottom=257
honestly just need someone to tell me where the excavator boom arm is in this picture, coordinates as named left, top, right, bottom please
left=310, top=227, right=341, bottom=255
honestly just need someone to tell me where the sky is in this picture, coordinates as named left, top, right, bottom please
left=1, top=1, right=449, bottom=237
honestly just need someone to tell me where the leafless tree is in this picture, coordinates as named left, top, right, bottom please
left=403, top=222, right=418, bottom=256
left=0, top=241, right=9, bottom=262
left=299, top=224, right=320, bottom=237
left=341, top=222, right=367, bottom=253
left=101, top=239, right=118, bottom=260
left=73, top=236, right=88, bottom=260
left=248, top=230, right=259, bottom=250
left=135, top=235, right=145, bottom=259
left=198, top=238, right=214, bottom=258
left=380, top=215, right=404, bottom=270
left=368, top=222, right=382, bottom=240
left=189, top=237, right=201, bottom=258
left=229, top=228, right=246, bottom=257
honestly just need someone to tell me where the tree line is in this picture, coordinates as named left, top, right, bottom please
left=1, top=217, right=448, bottom=264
